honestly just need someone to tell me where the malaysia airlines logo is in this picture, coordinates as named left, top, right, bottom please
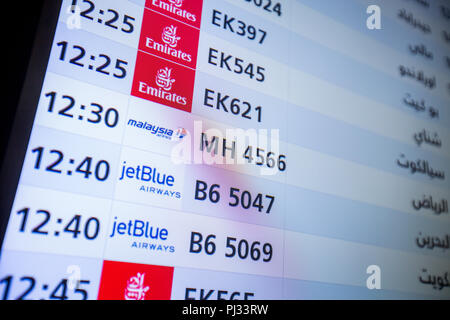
left=174, top=127, right=187, bottom=140
left=126, top=117, right=186, bottom=142
left=162, top=25, right=180, bottom=47
left=125, top=273, right=150, bottom=300
left=156, top=67, right=175, bottom=91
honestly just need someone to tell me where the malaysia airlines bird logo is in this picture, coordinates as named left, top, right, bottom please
left=162, top=25, right=181, bottom=48
left=173, top=127, right=187, bottom=141
left=156, top=67, right=176, bottom=91
left=124, top=272, right=150, bottom=300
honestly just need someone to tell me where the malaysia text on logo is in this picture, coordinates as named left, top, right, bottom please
left=127, top=118, right=186, bottom=141
left=125, top=273, right=150, bottom=300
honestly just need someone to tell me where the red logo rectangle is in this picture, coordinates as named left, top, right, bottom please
left=97, top=261, right=174, bottom=300
left=131, top=51, right=195, bottom=112
left=145, top=0, right=203, bottom=28
left=139, top=8, right=200, bottom=69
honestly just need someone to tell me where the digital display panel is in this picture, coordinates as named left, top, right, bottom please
left=0, top=0, right=450, bottom=300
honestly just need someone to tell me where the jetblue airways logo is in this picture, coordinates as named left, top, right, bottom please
left=110, top=216, right=175, bottom=253
left=119, top=161, right=182, bottom=199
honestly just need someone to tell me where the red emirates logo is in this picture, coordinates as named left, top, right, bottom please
left=97, top=261, right=174, bottom=300
left=139, top=8, right=199, bottom=69
left=146, top=0, right=203, bottom=28
left=132, top=52, right=195, bottom=112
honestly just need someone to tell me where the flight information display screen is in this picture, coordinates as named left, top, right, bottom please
left=0, top=0, right=449, bottom=300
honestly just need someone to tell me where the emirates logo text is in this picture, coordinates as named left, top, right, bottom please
left=138, top=66, right=188, bottom=106
left=145, top=25, right=193, bottom=63
left=151, top=0, right=197, bottom=22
